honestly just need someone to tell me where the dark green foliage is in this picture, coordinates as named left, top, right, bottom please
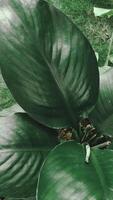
left=0, top=1, right=112, bottom=200
left=37, top=141, right=113, bottom=200
left=48, top=0, right=113, bottom=67
left=0, top=0, right=99, bottom=128
left=0, top=113, right=58, bottom=198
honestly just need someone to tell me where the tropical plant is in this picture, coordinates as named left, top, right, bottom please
left=0, top=0, right=113, bottom=200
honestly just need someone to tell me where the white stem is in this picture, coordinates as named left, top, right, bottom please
left=85, top=144, right=91, bottom=163
left=93, top=141, right=111, bottom=149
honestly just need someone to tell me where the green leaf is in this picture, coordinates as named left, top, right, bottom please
left=90, top=68, right=113, bottom=136
left=0, top=113, right=58, bottom=198
left=0, top=0, right=99, bottom=128
left=95, top=51, right=99, bottom=62
left=93, top=7, right=112, bottom=17
left=37, top=141, right=113, bottom=200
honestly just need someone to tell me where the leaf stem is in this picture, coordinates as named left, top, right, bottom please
left=92, top=141, right=111, bottom=149
left=85, top=144, right=91, bottom=163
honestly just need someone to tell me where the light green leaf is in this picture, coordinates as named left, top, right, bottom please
left=0, top=113, right=58, bottom=198
left=0, top=0, right=99, bottom=128
left=93, top=7, right=112, bottom=17
left=37, top=141, right=113, bottom=200
left=95, top=51, right=99, bottom=62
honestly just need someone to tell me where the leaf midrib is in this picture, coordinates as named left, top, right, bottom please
left=2, top=2, right=75, bottom=124
left=40, top=50, right=76, bottom=125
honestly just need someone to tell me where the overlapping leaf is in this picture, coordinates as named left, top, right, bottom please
left=0, top=113, right=58, bottom=198
left=37, top=141, right=113, bottom=200
left=90, top=67, right=113, bottom=136
left=0, top=0, right=99, bottom=128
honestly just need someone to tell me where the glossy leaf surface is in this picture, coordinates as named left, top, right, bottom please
left=0, top=0, right=99, bottom=128
left=37, top=141, right=113, bottom=200
left=0, top=113, right=58, bottom=198
left=90, top=67, right=113, bottom=136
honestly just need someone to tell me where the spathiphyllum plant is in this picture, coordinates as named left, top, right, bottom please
left=0, top=0, right=113, bottom=200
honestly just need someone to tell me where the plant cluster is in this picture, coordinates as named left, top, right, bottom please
left=0, top=0, right=113, bottom=200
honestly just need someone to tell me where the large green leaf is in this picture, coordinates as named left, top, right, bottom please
left=0, top=113, right=58, bottom=198
left=0, top=0, right=99, bottom=128
left=90, top=67, right=113, bottom=136
left=37, top=141, right=113, bottom=200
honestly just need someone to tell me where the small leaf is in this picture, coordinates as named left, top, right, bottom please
left=93, top=7, right=112, bottom=17
left=37, top=141, right=113, bottom=200
left=0, top=113, right=58, bottom=198
left=0, top=0, right=99, bottom=128
left=95, top=51, right=99, bottom=62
